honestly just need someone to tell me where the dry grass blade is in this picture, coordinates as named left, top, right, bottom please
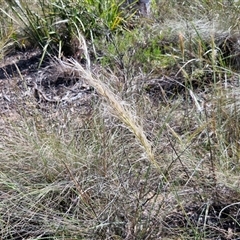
left=58, top=57, right=159, bottom=170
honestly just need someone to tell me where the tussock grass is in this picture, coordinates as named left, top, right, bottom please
left=58, top=57, right=159, bottom=170
left=0, top=97, right=165, bottom=239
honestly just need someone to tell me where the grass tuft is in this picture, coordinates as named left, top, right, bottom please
left=58, top=54, right=159, bottom=170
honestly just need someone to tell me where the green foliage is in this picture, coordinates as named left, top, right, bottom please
left=0, top=1, right=15, bottom=57
left=2, top=0, right=126, bottom=58
left=134, top=36, right=177, bottom=71
left=98, top=29, right=176, bottom=75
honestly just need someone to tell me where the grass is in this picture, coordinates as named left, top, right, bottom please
left=1, top=0, right=240, bottom=239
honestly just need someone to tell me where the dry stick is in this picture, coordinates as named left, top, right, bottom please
left=59, top=59, right=160, bottom=170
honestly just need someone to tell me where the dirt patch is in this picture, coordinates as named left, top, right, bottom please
left=0, top=49, right=98, bottom=122
left=0, top=48, right=42, bottom=79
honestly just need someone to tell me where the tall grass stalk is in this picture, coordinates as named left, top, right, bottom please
left=58, top=58, right=159, bottom=171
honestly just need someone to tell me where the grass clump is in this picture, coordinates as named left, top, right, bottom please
left=1, top=0, right=127, bottom=59
left=0, top=96, right=166, bottom=239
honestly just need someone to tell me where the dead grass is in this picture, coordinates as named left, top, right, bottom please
left=1, top=0, right=240, bottom=239
left=1, top=58, right=240, bottom=239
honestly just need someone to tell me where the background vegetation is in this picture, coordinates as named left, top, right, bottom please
left=1, top=0, right=240, bottom=239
